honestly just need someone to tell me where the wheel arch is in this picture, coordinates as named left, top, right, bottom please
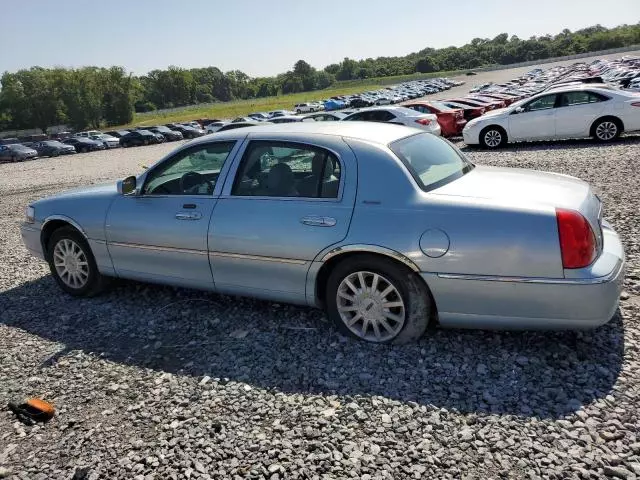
left=313, top=246, right=438, bottom=322
left=590, top=115, right=625, bottom=136
left=40, top=215, right=88, bottom=257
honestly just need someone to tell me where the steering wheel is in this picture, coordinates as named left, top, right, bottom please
left=179, top=171, right=213, bottom=195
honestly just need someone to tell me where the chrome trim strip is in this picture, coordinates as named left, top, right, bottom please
left=42, top=215, right=88, bottom=239
left=108, top=241, right=208, bottom=256
left=209, top=251, right=307, bottom=265
left=92, top=239, right=107, bottom=245
left=321, top=245, right=420, bottom=272
left=436, top=260, right=623, bottom=285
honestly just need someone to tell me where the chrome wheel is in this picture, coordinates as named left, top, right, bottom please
left=53, top=238, right=90, bottom=289
left=336, top=271, right=406, bottom=342
left=484, top=130, right=502, bottom=148
left=595, top=121, right=617, bottom=141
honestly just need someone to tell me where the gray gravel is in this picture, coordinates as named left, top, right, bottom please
left=1, top=134, right=640, bottom=479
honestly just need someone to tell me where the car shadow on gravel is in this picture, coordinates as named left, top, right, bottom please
left=0, top=275, right=625, bottom=419
left=458, top=133, right=640, bottom=152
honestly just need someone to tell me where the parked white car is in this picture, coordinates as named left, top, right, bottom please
left=74, top=130, right=101, bottom=138
left=463, top=85, right=640, bottom=148
left=90, top=134, right=120, bottom=149
left=293, top=103, right=318, bottom=114
left=205, top=122, right=229, bottom=134
left=342, top=106, right=441, bottom=136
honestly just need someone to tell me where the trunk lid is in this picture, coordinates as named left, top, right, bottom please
left=433, top=165, right=603, bottom=249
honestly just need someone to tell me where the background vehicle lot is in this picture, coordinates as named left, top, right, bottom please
left=1, top=124, right=640, bottom=477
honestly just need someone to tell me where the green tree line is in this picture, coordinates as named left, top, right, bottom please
left=1, top=23, right=638, bottom=132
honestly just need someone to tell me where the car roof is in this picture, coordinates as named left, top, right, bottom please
left=191, top=121, right=414, bottom=146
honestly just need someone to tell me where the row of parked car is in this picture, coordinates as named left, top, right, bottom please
left=0, top=122, right=211, bottom=161
left=2, top=58, right=639, bottom=161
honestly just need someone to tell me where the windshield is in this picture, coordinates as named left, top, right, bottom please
left=389, top=133, right=473, bottom=191
left=154, top=127, right=171, bottom=132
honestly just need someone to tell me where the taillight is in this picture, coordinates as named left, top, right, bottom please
left=631, top=102, right=640, bottom=107
left=556, top=208, right=597, bottom=269
left=415, top=118, right=431, bottom=126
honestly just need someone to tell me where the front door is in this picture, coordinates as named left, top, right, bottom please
left=208, top=136, right=357, bottom=303
left=105, top=140, right=240, bottom=289
left=508, top=93, right=558, bottom=141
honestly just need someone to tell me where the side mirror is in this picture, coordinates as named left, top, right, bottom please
left=514, top=106, right=525, bottom=114
left=117, top=175, right=137, bottom=195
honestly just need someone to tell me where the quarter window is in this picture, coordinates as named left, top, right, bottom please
left=232, top=141, right=341, bottom=198
left=524, top=94, right=557, bottom=112
left=143, top=142, right=236, bottom=195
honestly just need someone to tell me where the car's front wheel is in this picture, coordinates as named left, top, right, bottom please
left=326, top=255, right=431, bottom=344
left=47, top=226, right=107, bottom=297
left=480, top=126, right=507, bottom=149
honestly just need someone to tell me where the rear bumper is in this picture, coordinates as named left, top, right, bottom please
left=422, top=224, right=625, bottom=330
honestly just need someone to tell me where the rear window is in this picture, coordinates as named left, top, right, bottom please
left=389, top=133, right=474, bottom=192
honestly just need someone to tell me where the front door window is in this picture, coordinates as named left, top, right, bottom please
left=143, top=142, right=236, bottom=195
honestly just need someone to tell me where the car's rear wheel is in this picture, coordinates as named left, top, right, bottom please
left=47, top=226, right=107, bottom=297
left=592, top=117, right=621, bottom=143
left=326, top=255, right=431, bottom=344
left=480, top=126, right=507, bottom=149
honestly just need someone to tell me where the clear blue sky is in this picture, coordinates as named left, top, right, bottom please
left=1, top=0, right=638, bottom=77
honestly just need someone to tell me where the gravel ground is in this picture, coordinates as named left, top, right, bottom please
left=1, top=130, right=640, bottom=480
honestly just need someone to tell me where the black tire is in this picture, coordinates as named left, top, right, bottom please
left=297, top=109, right=302, bottom=114
left=11, top=155, right=18, bottom=163
left=325, top=255, right=431, bottom=344
left=46, top=226, right=108, bottom=297
left=480, top=125, right=507, bottom=149
left=143, top=139, right=149, bottom=146
left=591, top=117, right=622, bottom=143
left=51, top=150, right=60, bottom=157
left=82, top=147, right=89, bottom=153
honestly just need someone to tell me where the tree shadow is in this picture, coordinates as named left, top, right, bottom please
left=0, top=275, right=625, bottom=419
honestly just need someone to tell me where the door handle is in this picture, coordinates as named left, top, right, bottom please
left=175, top=212, right=202, bottom=220
left=300, top=215, right=336, bottom=227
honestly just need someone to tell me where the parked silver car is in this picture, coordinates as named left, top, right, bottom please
left=21, top=123, right=624, bottom=343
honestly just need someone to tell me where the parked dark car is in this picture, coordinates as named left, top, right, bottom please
left=165, top=123, right=205, bottom=138
left=120, top=130, right=159, bottom=147
left=29, top=140, right=76, bottom=157
left=0, top=143, right=38, bottom=161
left=0, top=138, right=20, bottom=146
left=147, top=126, right=183, bottom=141
left=62, top=137, right=105, bottom=153
left=104, top=130, right=131, bottom=138
left=19, top=134, right=48, bottom=143
left=50, top=131, right=72, bottom=140
left=350, top=97, right=373, bottom=108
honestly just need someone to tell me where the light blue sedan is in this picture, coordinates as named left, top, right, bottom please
left=21, top=122, right=624, bottom=343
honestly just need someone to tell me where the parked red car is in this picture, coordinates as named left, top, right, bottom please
left=473, top=93, right=519, bottom=106
left=467, top=95, right=508, bottom=109
left=439, top=101, right=486, bottom=121
left=404, top=101, right=467, bottom=136
left=447, top=97, right=501, bottom=111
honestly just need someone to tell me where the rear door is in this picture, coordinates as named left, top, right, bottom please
left=508, top=93, right=558, bottom=141
left=554, top=91, right=608, bottom=137
left=208, top=134, right=357, bottom=303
